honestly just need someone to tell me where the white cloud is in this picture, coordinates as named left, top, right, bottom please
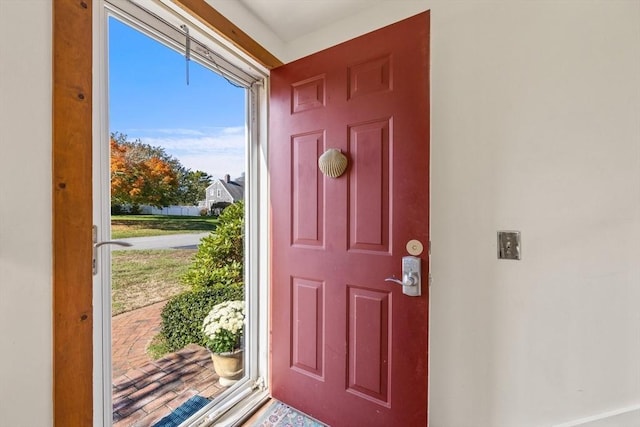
left=127, top=127, right=246, bottom=179
left=154, top=128, right=207, bottom=136
left=220, top=126, right=244, bottom=135
left=121, top=128, right=207, bottom=137
left=179, top=153, right=245, bottom=181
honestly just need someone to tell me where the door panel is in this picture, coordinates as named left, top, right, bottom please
left=270, top=12, right=430, bottom=426
left=291, top=132, right=325, bottom=247
left=348, top=119, right=390, bottom=252
left=291, top=277, right=324, bottom=378
left=347, top=286, right=390, bottom=404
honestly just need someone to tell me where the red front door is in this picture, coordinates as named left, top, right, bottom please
left=270, top=12, right=430, bottom=426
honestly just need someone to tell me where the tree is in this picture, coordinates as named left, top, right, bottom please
left=175, top=169, right=212, bottom=206
left=110, top=133, right=179, bottom=209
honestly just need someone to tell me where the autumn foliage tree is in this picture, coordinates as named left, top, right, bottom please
left=110, top=133, right=213, bottom=211
left=110, top=132, right=180, bottom=210
left=111, top=136, right=177, bottom=209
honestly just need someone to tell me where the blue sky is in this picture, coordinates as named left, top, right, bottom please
left=108, top=17, right=246, bottom=180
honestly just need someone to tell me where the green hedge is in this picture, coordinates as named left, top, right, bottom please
left=160, top=285, right=243, bottom=352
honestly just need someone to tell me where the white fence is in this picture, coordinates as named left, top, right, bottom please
left=140, top=205, right=203, bottom=216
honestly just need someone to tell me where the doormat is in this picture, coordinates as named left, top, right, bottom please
left=152, top=395, right=210, bottom=427
left=253, top=401, right=326, bottom=427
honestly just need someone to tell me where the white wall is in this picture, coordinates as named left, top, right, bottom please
left=429, top=1, right=640, bottom=426
left=0, top=1, right=53, bottom=426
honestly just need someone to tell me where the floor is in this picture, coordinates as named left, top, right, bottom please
left=111, top=301, right=228, bottom=427
left=241, top=399, right=273, bottom=426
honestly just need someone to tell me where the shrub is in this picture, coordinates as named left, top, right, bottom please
left=110, top=203, right=142, bottom=215
left=160, top=286, right=243, bottom=352
left=158, top=201, right=245, bottom=354
left=182, top=201, right=244, bottom=291
left=111, top=204, right=126, bottom=215
left=210, top=201, right=231, bottom=216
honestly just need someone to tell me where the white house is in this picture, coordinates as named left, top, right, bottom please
left=1, top=1, right=638, bottom=426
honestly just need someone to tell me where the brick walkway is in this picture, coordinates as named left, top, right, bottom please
left=111, top=302, right=227, bottom=426
left=112, top=301, right=166, bottom=378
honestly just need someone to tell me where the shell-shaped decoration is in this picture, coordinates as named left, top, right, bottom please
left=318, top=148, right=348, bottom=178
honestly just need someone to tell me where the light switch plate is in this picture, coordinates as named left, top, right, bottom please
left=498, top=231, right=521, bottom=260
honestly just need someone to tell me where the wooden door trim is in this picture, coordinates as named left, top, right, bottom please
left=52, top=1, right=280, bottom=425
left=53, top=0, right=93, bottom=425
left=172, top=0, right=284, bottom=69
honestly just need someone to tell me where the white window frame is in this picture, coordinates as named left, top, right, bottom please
left=93, top=1, right=270, bottom=425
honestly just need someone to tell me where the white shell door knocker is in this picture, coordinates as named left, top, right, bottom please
left=318, top=148, right=348, bottom=178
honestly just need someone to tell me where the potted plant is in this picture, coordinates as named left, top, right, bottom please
left=202, top=300, right=245, bottom=386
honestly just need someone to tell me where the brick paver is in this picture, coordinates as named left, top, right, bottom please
left=112, top=301, right=166, bottom=379
left=111, top=302, right=228, bottom=426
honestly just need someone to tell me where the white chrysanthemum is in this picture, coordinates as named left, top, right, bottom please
left=202, top=300, right=246, bottom=352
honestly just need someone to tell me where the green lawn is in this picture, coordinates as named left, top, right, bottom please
left=111, top=215, right=218, bottom=239
left=111, top=249, right=196, bottom=315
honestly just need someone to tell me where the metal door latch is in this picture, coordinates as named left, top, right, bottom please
left=385, top=256, right=421, bottom=297
left=92, top=225, right=131, bottom=275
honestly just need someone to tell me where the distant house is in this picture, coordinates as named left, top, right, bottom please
left=203, top=174, right=244, bottom=215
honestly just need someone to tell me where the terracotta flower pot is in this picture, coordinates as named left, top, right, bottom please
left=211, top=349, right=244, bottom=386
